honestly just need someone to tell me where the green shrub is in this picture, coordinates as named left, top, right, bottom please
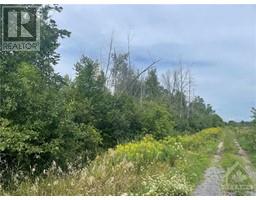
left=137, top=101, right=175, bottom=139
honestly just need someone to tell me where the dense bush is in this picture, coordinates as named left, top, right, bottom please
left=137, top=101, right=175, bottom=139
left=92, top=94, right=142, bottom=148
left=0, top=60, right=102, bottom=187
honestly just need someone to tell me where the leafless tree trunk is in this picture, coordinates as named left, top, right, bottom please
left=187, top=70, right=193, bottom=119
left=178, top=61, right=188, bottom=118
left=105, top=32, right=114, bottom=79
left=162, top=61, right=195, bottom=119
left=140, top=76, right=144, bottom=105
left=127, top=33, right=131, bottom=69
left=162, top=70, right=173, bottom=95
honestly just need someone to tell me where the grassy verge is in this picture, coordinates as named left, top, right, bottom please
left=220, top=128, right=253, bottom=195
left=0, top=128, right=223, bottom=195
left=220, top=128, right=240, bottom=169
left=236, top=126, right=256, bottom=167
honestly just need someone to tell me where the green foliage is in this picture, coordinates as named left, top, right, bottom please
left=91, top=93, right=141, bottom=147
left=111, top=53, right=137, bottom=95
left=145, top=69, right=161, bottom=99
left=74, top=55, right=106, bottom=98
left=188, top=97, right=224, bottom=132
left=0, top=7, right=100, bottom=185
left=137, top=101, right=175, bottom=139
left=0, top=5, right=70, bottom=78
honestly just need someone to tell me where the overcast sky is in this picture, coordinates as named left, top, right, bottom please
left=53, top=4, right=256, bottom=122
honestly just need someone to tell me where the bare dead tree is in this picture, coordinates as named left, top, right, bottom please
left=169, top=60, right=191, bottom=119
left=162, top=69, right=173, bottom=95
left=140, top=75, right=145, bottom=105
left=178, top=61, right=186, bottom=118
left=105, top=31, right=114, bottom=79
left=173, top=69, right=182, bottom=95
left=127, top=32, right=131, bottom=69
left=187, top=69, right=193, bottom=119
left=135, top=60, right=160, bottom=81
left=161, top=60, right=196, bottom=120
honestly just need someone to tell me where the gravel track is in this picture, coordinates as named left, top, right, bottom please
left=193, top=142, right=224, bottom=196
left=193, top=136, right=256, bottom=196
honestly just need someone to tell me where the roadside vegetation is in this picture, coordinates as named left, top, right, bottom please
left=0, top=128, right=222, bottom=195
left=220, top=127, right=256, bottom=195
left=236, top=127, right=256, bottom=167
